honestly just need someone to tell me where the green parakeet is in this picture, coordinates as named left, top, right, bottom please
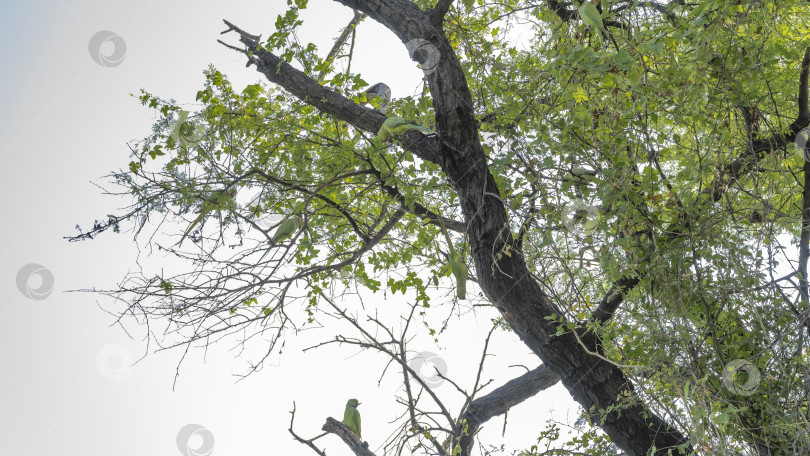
left=271, top=216, right=303, bottom=244
left=578, top=1, right=608, bottom=39
left=342, top=398, right=362, bottom=438
left=178, top=188, right=237, bottom=246
left=448, top=251, right=468, bottom=299
left=439, top=219, right=468, bottom=300
left=377, top=116, right=435, bottom=142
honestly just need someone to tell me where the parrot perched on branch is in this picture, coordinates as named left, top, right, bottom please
left=271, top=216, right=303, bottom=244
left=377, top=116, right=435, bottom=142
left=178, top=188, right=237, bottom=246
left=342, top=398, right=362, bottom=438
left=578, top=0, right=609, bottom=40
left=439, top=219, right=468, bottom=299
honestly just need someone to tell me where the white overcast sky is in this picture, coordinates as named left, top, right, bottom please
left=0, top=2, right=577, bottom=456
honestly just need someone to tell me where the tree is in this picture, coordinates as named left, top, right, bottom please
left=70, top=0, right=810, bottom=454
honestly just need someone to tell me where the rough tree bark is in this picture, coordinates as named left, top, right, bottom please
left=455, top=365, right=561, bottom=455
left=323, top=417, right=376, bottom=456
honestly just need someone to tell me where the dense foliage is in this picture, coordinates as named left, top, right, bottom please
left=74, top=1, right=810, bottom=454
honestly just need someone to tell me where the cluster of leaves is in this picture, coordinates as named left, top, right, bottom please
left=78, top=0, right=810, bottom=454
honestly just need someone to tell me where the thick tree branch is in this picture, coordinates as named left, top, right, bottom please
left=431, top=0, right=454, bottom=26
left=323, top=417, right=376, bottom=456
left=591, top=276, right=641, bottom=324
left=220, top=20, right=443, bottom=165
left=544, top=0, right=578, bottom=22
left=799, top=49, right=810, bottom=303
left=801, top=149, right=810, bottom=300
left=456, top=365, right=560, bottom=455
left=799, top=48, right=810, bottom=122
left=464, top=365, right=559, bottom=425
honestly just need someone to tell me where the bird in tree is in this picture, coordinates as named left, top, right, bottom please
left=564, top=167, right=599, bottom=198
left=578, top=0, right=608, bottom=40
left=178, top=188, right=237, bottom=246
left=448, top=250, right=468, bottom=299
left=271, top=216, right=303, bottom=245
left=361, top=82, right=391, bottom=111
left=571, top=167, right=598, bottom=177
left=342, top=398, right=361, bottom=439
left=439, top=218, right=468, bottom=299
left=377, top=116, right=435, bottom=142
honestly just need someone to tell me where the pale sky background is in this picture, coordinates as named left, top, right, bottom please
left=0, top=2, right=578, bottom=455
